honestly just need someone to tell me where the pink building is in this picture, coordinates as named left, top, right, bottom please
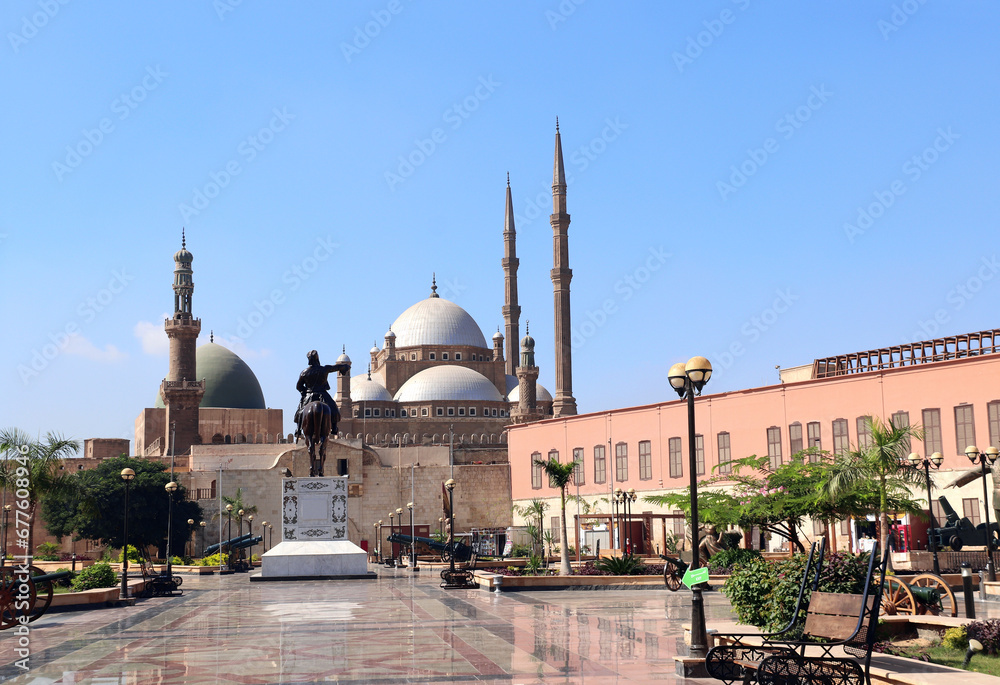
left=508, top=330, right=1000, bottom=555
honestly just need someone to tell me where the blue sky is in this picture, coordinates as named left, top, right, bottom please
left=2, top=2, right=998, bottom=446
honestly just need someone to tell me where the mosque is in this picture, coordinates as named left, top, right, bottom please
left=135, top=124, right=580, bottom=459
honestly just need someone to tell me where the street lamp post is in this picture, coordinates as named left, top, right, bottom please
left=407, top=502, right=417, bottom=569
left=908, top=452, right=944, bottom=575
left=377, top=520, right=383, bottom=562
left=199, top=521, right=206, bottom=557
left=119, top=468, right=136, bottom=600
left=260, top=521, right=268, bottom=553
left=613, top=488, right=623, bottom=552
left=187, top=518, right=195, bottom=559
left=237, top=509, right=245, bottom=571
left=388, top=511, right=395, bottom=563
left=627, top=488, right=637, bottom=553
left=965, top=446, right=999, bottom=582
left=165, top=481, right=178, bottom=582
left=1, top=504, right=11, bottom=568
left=395, top=508, right=404, bottom=565
left=445, top=479, right=457, bottom=575
left=247, top=514, right=254, bottom=566
left=668, top=356, right=713, bottom=662
left=225, top=504, right=233, bottom=571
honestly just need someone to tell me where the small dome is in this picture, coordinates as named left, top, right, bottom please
left=492, top=329, right=504, bottom=341
left=155, top=342, right=265, bottom=409
left=370, top=344, right=379, bottom=354
left=520, top=333, right=535, bottom=350
left=394, top=366, right=503, bottom=403
left=390, top=296, right=488, bottom=348
left=351, top=375, right=393, bottom=402
left=174, top=247, right=193, bottom=264
left=337, top=351, right=351, bottom=365
left=507, top=381, right=554, bottom=403
left=385, top=328, right=396, bottom=339
left=505, top=374, right=519, bottom=395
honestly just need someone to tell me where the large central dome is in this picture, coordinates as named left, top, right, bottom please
left=394, top=366, right=503, bottom=402
left=390, top=296, right=488, bottom=348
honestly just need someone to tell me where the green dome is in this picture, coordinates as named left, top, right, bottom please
left=155, top=342, right=266, bottom=409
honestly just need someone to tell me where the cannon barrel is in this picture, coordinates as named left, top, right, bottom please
left=231, top=536, right=263, bottom=550
left=30, top=570, right=73, bottom=585
left=937, top=496, right=961, bottom=524
left=387, top=533, right=473, bottom=561
left=909, top=585, right=941, bottom=606
left=204, top=533, right=254, bottom=555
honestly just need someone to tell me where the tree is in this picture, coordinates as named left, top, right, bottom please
left=535, top=457, right=577, bottom=576
left=215, top=488, right=258, bottom=541
left=42, top=456, right=201, bottom=555
left=0, top=428, right=79, bottom=554
left=513, top=498, right=547, bottom=558
left=822, top=415, right=924, bottom=548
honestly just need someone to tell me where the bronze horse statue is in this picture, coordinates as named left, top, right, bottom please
left=299, top=394, right=334, bottom=477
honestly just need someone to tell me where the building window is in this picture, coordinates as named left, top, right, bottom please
left=615, top=442, right=628, bottom=482
left=442, top=353, right=449, bottom=360
left=548, top=449, right=559, bottom=463
left=767, top=427, right=782, bottom=469
left=469, top=407, right=476, bottom=416
left=955, top=404, right=977, bottom=455
left=813, top=519, right=824, bottom=535
left=364, top=408, right=371, bottom=418
left=572, top=447, right=585, bottom=485
left=891, top=410, right=910, bottom=451
left=492, top=408, right=498, bottom=417
left=963, top=498, right=982, bottom=527
left=839, top=519, right=850, bottom=536
left=458, top=408, right=465, bottom=416
left=373, top=408, right=381, bottom=417
left=856, top=416, right=872, bottom=450
left=668, top=437, right=683, bottom=478
left=638, top=440, right=652, bottom=480
left=455, top=353, right=462, bottom=360
left=832, top=419, right=849, bottom=456
left=531, top=452, right=543, bottom=489
left=989, top=401, right=1000, bottom=448
left=672, top=510, right=685, bottom=536
left=550, top=516, right=561, bottom=543
left=429, top=353, right=436, bottom=360
left=410, top=353, right=417, bottom=361
left=931, top=499, right=945, bottom=525
left=807, top=421, right=821, bottom=450
left=447, top=407, right=455, bottom=416
left=923, top=408, right=942, bottom=455
left=436, top=407, right=443, bottom=417
left=789, top=422, right=803, bottom=454
left=718, top=432, right=731, bottom=475
left=594, top=445, right=606, bottom=484
left=401, top=409, right=407, bottom=417
left=421, top=408, right=428, bottom=417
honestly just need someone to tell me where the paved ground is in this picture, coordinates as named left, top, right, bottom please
left=3, top=569, right=999, bottom=685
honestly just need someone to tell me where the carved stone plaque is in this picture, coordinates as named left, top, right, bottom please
left=281, top=477, right=348, bottom=542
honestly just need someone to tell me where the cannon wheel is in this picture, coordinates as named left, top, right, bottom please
left=910, top=573, right=957, bottom=617
left=172, top=575, right=183, bottom=588
left=28, top=568, right=54, bottom=623
left=0, top=566, right=50, bottom=630
left=881, top=576, right=916, bottom=615
left=949, top=535, right=963, bottom=552
left=663, top=559, right=683, bottom=592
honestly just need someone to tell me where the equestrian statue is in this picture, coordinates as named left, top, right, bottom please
left=294, top=349, right=350, bottom=477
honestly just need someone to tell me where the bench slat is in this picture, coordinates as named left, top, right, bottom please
left=806, top=592, right=871, bottom=617
left=803, top=613, right=860, bottom=641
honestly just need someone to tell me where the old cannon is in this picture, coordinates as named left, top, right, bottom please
left=929, top=495, right=1000, bottom=551
left=0, top=566, right=73, bottom=630
left=387, top=533, right=474, bottom=563
left=880, top=572, right=957, bottom=617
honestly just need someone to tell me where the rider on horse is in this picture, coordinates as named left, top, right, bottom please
left=294, top=350, right=350, bottom=439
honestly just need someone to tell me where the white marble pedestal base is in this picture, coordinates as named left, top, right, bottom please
left=256, top=540, right=372, bottom=580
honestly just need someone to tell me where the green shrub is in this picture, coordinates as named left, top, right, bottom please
left=194, top=552, right=228, bottom=567
left=35, top=542, right=61, bottom=560
left=720, top=532, right=743, bottom=550
left=117, top=545, right=142, bottom=563
left=70, top=562, right=118, bottom=591
left=53, top=567, right=75, bottom=588
left=708, top=548, right=762, bottom=574
left=943, top=625, right=968, bottom=650
left=594, top=554, right=643, bottom=576
left=722, top=556, right=774, bottom=628
left=525, top=554, right=543, bottom=575
left=510, top=543, right=533, bottom=558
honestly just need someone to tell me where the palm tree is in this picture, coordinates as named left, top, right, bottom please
left=535, top=457, right=578, bottom=576
left=822, top=416, right=923, bottom=548
left=0, top=428, right=79, bottom=554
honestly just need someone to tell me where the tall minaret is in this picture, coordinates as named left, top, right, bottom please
left=502, top=173, right=521, bottom=377
left=550, top=119, right=577, bottom=416
left=159, top=229, right=205, bottom=455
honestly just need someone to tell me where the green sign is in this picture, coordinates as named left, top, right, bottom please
left=682, top=567, right=709, bottom=588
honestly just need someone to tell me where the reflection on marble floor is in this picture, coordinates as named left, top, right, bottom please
left=1, top=569, right=739, bottom=684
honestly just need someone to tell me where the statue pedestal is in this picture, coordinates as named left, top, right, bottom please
left=256, top=476, right=373, bottom=581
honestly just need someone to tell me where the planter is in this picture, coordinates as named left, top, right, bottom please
left=49, top=579, right=147, bottom=609
left=30, top=560, right=96, bottom=573
left=476, top=571, right=667, bottom=591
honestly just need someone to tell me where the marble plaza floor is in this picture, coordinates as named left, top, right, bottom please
left=0, top=566, right=739, bottom=685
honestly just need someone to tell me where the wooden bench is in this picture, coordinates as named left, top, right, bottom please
left=707, top=540, right=889, bottom=685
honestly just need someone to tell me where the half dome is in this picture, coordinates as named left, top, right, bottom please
left=351, top=375, right=393, bottom=402
left=155, top=342, right=266, bottom=409
left=394, top=366, right=504, bottom=403
left=390, top=297, right=488, bottom=348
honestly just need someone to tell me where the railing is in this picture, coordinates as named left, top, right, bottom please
left=161, top=379, right=206, bottom=389
left=813, top=328, right=1000, bottom=378
left=144, top=438, right=161, bottom=456
left=192, top=487, right=216, bottom=501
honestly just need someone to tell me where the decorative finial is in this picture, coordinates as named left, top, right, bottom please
left=555, top=116, right=559, bottom=132
left=430, top=273, right=439, bottom=298
left=525, top=320, right=529, bottom=335
left=342, top=344, right=346, bottom=354
left=367, top=364, right=372, bottom=381
left=506, top=171, right=510, bottom=187
left=210, top=330, right=214, bottom=343
left=182, top=227, right=186, bottom=249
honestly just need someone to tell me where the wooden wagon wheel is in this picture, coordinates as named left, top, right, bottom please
left=0, top=566, right=38, bottom=630
left=27, top=567, right=54, bottom=623
left=909, top=573, right=957, bottom=617
left=880, top=576, right=916, bottom=615
left=663, top=559, right=683, bottom=592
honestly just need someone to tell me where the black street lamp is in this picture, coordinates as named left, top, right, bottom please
left=119, top=468, right=136, bottom=600
left=225, top=504, right=234, bottom=570
left=199, top=521, right=206, bottom=557
left=407, top=502, right=417, bottom=569
left=260, top=521, right=268, bottom=553
left=908, top=451, right=944, bottom=575
left=1, top=504, right=11, bottom=568
left=445, top=479, right=457, bottom=574
left=377, top=519, right=384, bottom=561
left=965, top=445, right=999, bottom=582
left=626, top=488, right=637, bottom=554
left=613, top=488, right=623, bottom=552
left=165, top=481, right=178, bottom=581
left=668, top=355, right=713, bottom=663
left=247, top=514, right=254, bottom=566
left=237, top=509, right=245, bottom=571
left=186, top=519, right=195, bottom=559
left=395, top=508, right=404, bottom=565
